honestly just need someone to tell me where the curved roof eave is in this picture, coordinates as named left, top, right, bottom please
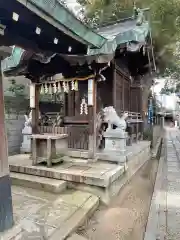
left=17, top=0, right=106, bottom=48
left=88, top=21, right=150, bottom=55
left=2, top=10, right=150, bottom=74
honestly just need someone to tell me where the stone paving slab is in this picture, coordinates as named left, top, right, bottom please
left=144, top=127, right=180, bottom=240
left=167, top=161, right=179, bottom=167
left=167, top=174, right=180, bottom=182
left=0, top=186, right=99, bottom=240
left=167, top=212, right=180, bottom=239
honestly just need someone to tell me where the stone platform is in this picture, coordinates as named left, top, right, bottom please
left=9, top=141, right=151, bottom=204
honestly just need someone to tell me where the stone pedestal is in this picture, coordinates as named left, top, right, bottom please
left=21, top=125, right=32, bottom=153
left=102, top=129, right=127, bottom=164
left=30, top=134, right=68, bottom=167
left=56, top=137, right=68, bottom=155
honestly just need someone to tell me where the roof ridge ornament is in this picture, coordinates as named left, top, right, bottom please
left=133, top=7, right=146, bottom=26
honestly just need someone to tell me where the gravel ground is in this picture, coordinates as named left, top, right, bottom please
left=77, top=158, right=159, bottom=240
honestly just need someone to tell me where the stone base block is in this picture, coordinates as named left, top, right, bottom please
left=21, top=134, right=31, bottom=153
left=56, top=138, right=68, bottom=155
left=98, top=151, right=126, bottom=164
left=0, top=175, right=14, bottom=232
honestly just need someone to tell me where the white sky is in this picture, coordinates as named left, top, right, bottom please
left=153, top=78, right=180, bottom=111
left=153, top=78, right=166, bottom=94
left=66, top=0, right=81, bottom=13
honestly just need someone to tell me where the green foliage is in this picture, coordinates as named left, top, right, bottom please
left=160, top=77, right=180, bottom=95
left=160, top=87, right=174, bottom=95
left=4, top=79, right=29, bottom=114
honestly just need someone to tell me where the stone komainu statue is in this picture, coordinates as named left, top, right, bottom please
left=103, top=106, right=128, bottom=132
left=24, top=110, right=41, bottom=127
left=96, top=106, right=128, bottom=149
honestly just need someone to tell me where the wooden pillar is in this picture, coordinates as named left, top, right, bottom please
left=30, top=83, right=39, bottom=164
left=31, top=83, right=39, bottom=134
left=128, top=79, right=131, bottom=111
left=68, top=91, right=75, bottom=116
left=88, top=79, right=97, bottom=159
left=0, top=48, right=14, bottom=232
left=75, top=91, right=80, bottom=116
left=122, top=77, right=125, bottom=111
left=141, top=86, right=145, bottom=135
left=112, top=61, right=117, bottom=109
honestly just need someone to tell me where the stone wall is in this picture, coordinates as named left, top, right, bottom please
left=6, top=113, right=25, bottom=155
left=3, top=76, right=29, bottom=155
left=3, top=76, right=30, bottom=97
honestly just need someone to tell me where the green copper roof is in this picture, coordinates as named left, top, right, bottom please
left=3, top=7, right=150, bottom=73
left=2, top=47, right=25, bottom=72
left=17, top=0, right=106, bottom=48
left=88, top=19, right=149, bottom=55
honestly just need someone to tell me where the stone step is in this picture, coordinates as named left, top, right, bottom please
left=10, top=172, right=67, bottom=194
left=49, top=193, right=99, bottom=240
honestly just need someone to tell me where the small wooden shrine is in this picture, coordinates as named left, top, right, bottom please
left=2, top=3, right=154, bottom=161
left=0, top=0, right=156, bottom=233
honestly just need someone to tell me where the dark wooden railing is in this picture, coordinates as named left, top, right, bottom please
left=38, top=111, right=143, bottom=151
left=125, top=111, right=143, bottom=145
left=39, top=125, right=89, bottom=150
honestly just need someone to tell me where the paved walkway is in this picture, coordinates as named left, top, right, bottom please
left=164, top=128, right=180, bottom=240
left=145, top=127, right=180, bottom=240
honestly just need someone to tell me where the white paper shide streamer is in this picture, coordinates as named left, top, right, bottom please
left=80, top=98, right=88, bottom=115
left=39, top=79, right=79, bottom=95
